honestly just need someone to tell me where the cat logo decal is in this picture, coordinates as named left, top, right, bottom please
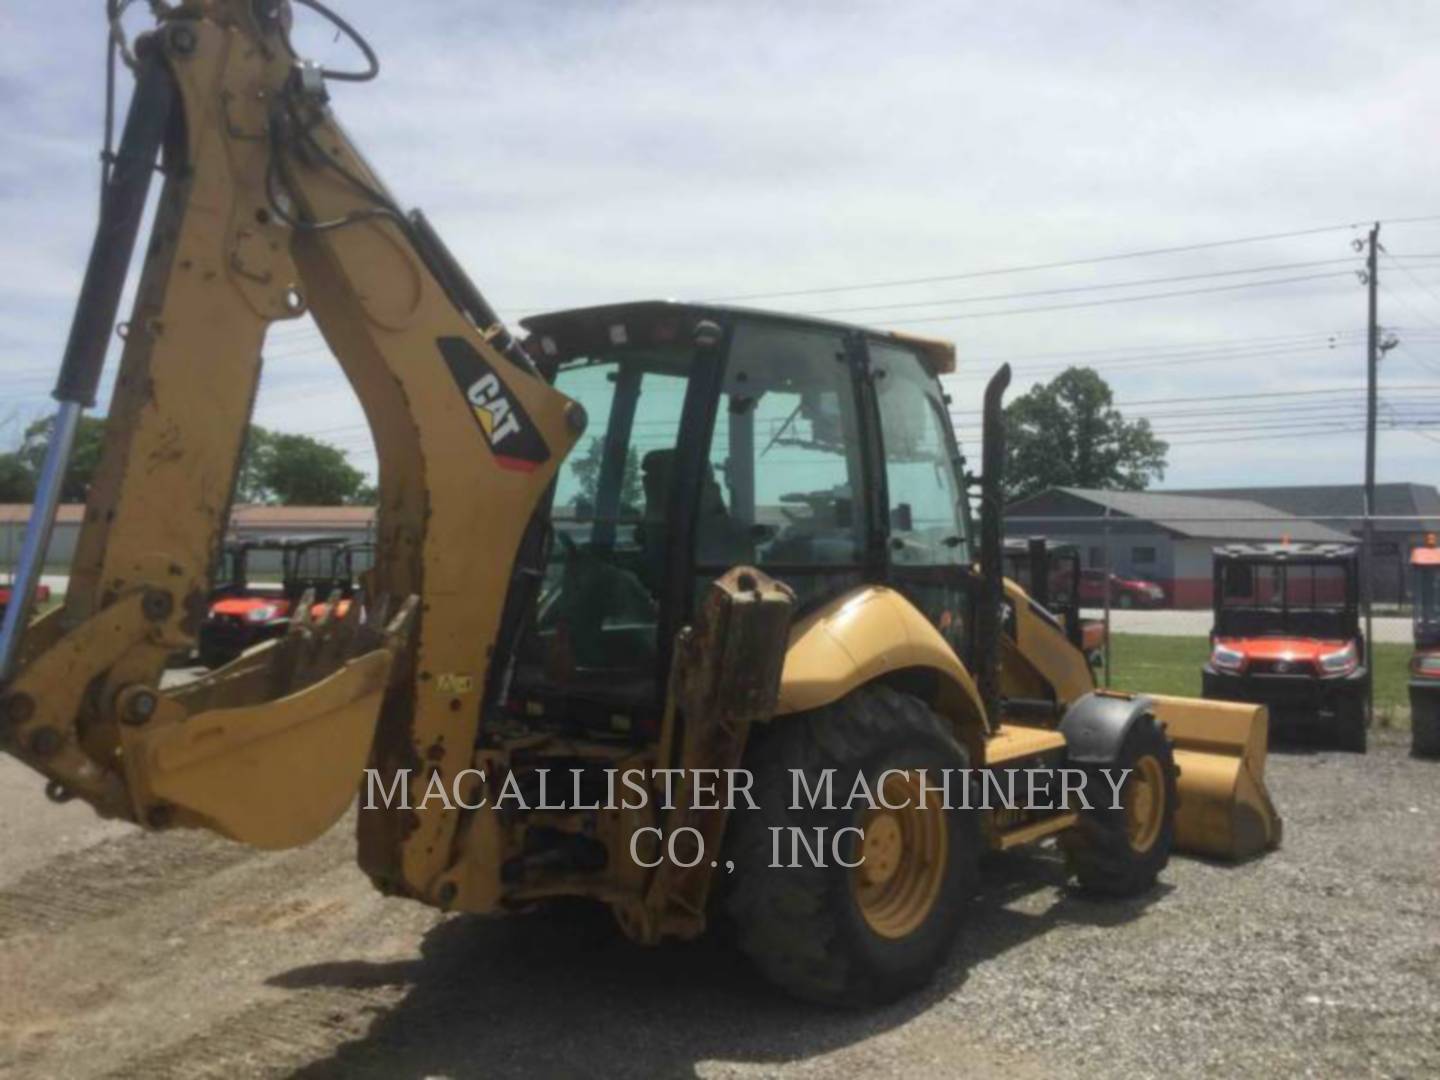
left=438, top=337, right=550, bottom=473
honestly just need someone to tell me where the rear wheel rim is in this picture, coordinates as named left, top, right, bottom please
left=852, top=771, right=948, bottom=939
left=1124, top=754, right=1166, bottom=853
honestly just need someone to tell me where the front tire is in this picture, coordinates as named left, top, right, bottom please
left=725, top=685, right=978, bottom=1006
left=1061, top=712, right=1177, bottom=896
left=1412, top=687, right=1440, bottom=758
left=1334, top=693, right=1368, bottom=753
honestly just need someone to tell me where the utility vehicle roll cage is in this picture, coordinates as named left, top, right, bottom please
left=1211, top=543, right=1361, bottom=644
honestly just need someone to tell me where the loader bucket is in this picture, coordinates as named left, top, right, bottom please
left=125, top=649, right=394, bottom=850
left=1148, top=694, right=1283, bottom=860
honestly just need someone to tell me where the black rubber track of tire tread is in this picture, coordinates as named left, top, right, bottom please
left=724, top=685, right=976, bottom=1005
left=1061, top=714, right=1177, bottom=898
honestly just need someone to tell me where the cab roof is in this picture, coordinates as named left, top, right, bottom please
left=1214, top=542, right=1358, bottom=562
left=519, top=300, right=957, bottom=375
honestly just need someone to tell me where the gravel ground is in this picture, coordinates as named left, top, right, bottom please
left=0, top=734, right=1436, bottom=1078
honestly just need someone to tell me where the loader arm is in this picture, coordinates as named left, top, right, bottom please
left=0, top=2, right=582, bottom=902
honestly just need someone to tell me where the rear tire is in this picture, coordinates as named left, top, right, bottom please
left=725, top=685, right=978, bottom=1006
left=1061, top=712, right=1177, bottom=897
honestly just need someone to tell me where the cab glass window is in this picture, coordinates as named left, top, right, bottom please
left=700, top=320, right=866, bottom=609
left=521, top=347, right=691, bottom=687
left=870, top=342, right=969, bottom=566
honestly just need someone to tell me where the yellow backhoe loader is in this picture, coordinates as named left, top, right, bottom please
left=0, top=0, right=1280, bottom=1006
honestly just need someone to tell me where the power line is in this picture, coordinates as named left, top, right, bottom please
left=949, top=383, right=1440, bottom=416
left=884, top=270, right=1355, bottom=327
left=945, top=340, right=1387, bottom=384
left=1383, top=252, right=1440, bottom=314
left=698, top=221, right=1375, bottom=304
left=947, top=328, right=1370, bottom=366
left=1380, top=282, right=1440, bottom=331
left=801, top=258, right=1360, bottom=317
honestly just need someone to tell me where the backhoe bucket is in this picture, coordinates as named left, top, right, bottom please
left=126, top=650, right=395, bottom=850
left=1148, top=694, right=1283, bottom=860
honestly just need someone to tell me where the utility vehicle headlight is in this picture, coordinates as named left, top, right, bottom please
left=246, top=604, right=279, bottom=624
left=1318, top=642, right=1357, bottom=675
left=1413, top=653, right=1440, bottom=677
left=1211, top=644, right=1245, bottom=672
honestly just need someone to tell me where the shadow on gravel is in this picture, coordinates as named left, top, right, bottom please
left=269, top=844, right=1162, bottom=1079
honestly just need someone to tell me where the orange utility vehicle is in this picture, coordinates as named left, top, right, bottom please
left=1410, top=539, right=1440, bottom=757
left=1202, top=543, right=1368, bottom=752
left=197, top=536, right=366, bottom=667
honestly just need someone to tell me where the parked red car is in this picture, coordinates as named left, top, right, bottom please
left=1078, top=569, right=1166, bottom=608
left=0, top=580, right=52, bottom=620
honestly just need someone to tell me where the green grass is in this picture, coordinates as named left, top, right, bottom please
left=1104, top=632, right=1413, bottom=728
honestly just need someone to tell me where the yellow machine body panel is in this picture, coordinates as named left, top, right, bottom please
left=999, top=578, right=1095, bottom=705
left=1150, top=694, right=1282, bottom=859
left=998, top=578, right=1282, bottom=861
left=0, top=2, right=1284, bottom=982
left=777, top=586, right=988, bottom=747
left=0, top=4, right=580, bottom=908
left=984, top=722, right=1067, bottom=766
left=127, top=649, right=394, bottom=850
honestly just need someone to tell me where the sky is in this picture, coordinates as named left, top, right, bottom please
left=2, top=0, right=1439, bottom=492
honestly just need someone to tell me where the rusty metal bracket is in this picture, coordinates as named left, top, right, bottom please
left=633, top=566, right=794, bottom=942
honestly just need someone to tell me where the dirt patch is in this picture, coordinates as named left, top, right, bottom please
left=0, top=736, right=1435, bottom=1078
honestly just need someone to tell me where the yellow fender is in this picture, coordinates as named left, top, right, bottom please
left=777, top=586, right=987, bottom=751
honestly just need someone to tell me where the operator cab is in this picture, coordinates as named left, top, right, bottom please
left=509, top=301, right=975, bottom=737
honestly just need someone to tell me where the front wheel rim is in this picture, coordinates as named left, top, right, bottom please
left=852, top=771, right=948, bottom=939
left=1124, top=754, right=1166, bottom=853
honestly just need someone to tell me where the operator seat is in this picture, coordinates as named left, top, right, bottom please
left=639, top=449, right=752, bottom=576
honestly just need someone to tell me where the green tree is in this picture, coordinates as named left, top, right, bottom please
left=19, top=416, right=108, bottom=501
left=8, top=417, right=369, bottom=507
left=569, top=436, right=643, bottom=516
left=253, top=432, right=367, bottom=506
left=234, top=425, right=275, bottom=504
left=0, top=453, right=35, bottom=502
left=1003, top=366, right=1168, bottom=501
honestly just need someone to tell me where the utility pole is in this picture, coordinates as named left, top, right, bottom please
left=1363, top=222, right=1380, bottom=723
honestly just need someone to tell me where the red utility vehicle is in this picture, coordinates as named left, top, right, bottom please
left=1202, top=543, right=1368, bottom=752
left=1409, top=540, right=1440, bottom=757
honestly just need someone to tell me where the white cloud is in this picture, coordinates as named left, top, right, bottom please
left=1, top=0, right=1437, bottom=491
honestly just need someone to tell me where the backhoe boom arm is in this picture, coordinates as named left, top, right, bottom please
left=0, top=2, right=582, bottom=906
